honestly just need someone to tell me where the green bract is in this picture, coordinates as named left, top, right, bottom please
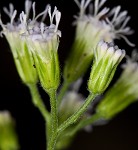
left=5, top=32, right=38, bottom=84
left=88, top=41, right=125, bottom=94
left=27, top=35, right=60, bottom=92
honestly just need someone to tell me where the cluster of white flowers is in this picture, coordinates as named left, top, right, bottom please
left=0, top=0, right=61, bottom=42
left=0, top=1, right=137, bottom=150
left=74, top=0, right=134, bottom=46
left=0, top=0, right=61, bottom=86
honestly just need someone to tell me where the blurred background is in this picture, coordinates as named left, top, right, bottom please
left=0, top=0, right=138, bottom=149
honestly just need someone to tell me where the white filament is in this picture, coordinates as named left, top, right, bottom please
left=10, top=10, right=17, bottom=25
left=55, top=11, right=61, bottom=32
left=74, top=0, right=92, bottom=16
left=41, top=5, right=50, bottom=22
left=25, top=0, right=32, bottom=18
left=3, top=3, right=14, bottom=18
left=32, top=2, right=36, bottom=20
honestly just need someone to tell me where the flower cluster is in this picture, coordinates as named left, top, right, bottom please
left=0, top=0, right=137, bottom=150
left=0, top=0, right=61, bottom=92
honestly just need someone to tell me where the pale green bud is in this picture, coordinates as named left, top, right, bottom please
left=96, top=51, right=138, bottom=119
left=63, top=0, right=134, bottom=83
left=88, top=41, right=125, bottom=94
left=0, top=111, right=19, bottom=150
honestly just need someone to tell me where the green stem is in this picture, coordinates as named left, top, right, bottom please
left=57, top=81, right=69, bottom=107
left=57, top=93, right=97, bottom=134
left=28, top=84, right=51, bottom=148
left=28, top=84, right=50, bottom=121
left=67, top=113, right=101, bottom=137
left=47, top=89, right=58, bottom=150
left=77, top=113, right=101, bottom=130
left=45, top=120, right=51, bottom=144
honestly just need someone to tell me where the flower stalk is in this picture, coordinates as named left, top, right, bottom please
left=27, top=84, right=50, bottom=121
left=47, top=89, right=58, bottom=150
left=58, top=93, right=97, bottom=133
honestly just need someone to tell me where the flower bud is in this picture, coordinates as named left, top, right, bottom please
left=88, top=41, right=125, bottom=94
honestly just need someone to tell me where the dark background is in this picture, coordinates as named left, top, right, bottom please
left=0, top=0, right=138, bottom=150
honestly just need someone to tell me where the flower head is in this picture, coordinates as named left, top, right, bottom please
left=75, top=0, right=134, bottom=45
left=74, top=0, right=110, bottom=42
left=96, top=50, right=138, bottom=119
left=88, top=41, right=125, bottom=94
left=22, top=6, right=61, bottom=92
left=0, top=0, right=50, bottom=84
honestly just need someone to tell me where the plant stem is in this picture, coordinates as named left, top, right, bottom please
left=47, top=89, right=58, bottom=150
left=45, top=120, right=51, bottom=144
left=66, top=113, right=101, bottom=137
left=28, top=84, right=51, bottom=149
left=57, top=93, right=97, bottom=134
left=28, top=84, right=50, bottom=121
left=57, top=81, right=69, bottom=107
left=77, top=113, right=101, bottom=131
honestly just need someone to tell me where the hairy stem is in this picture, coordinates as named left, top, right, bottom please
left=28, top=84, right=51, bottom=148
left=67, top=113, right=101, bottom=137
left=28, top=84, right=50, bottom=121
left=58, top=93, right=97, bottom=134
left=47, top=89, right=58, bottom=150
